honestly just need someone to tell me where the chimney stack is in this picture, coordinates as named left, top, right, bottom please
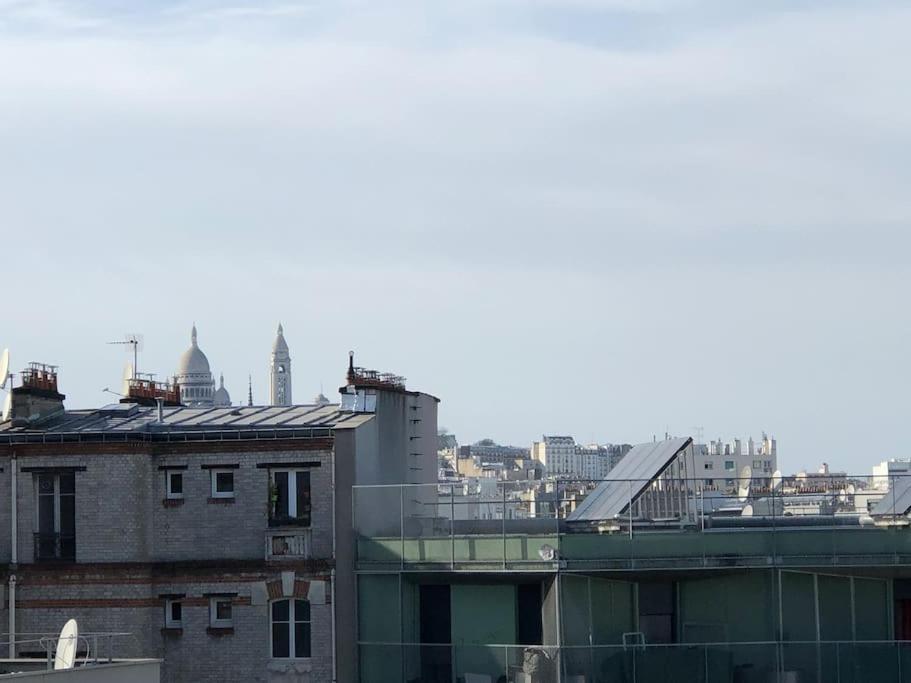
left=10, top=362, right=65, bottom=425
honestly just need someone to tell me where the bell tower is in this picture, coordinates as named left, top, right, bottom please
left=270, top=323, right=292, bottom=406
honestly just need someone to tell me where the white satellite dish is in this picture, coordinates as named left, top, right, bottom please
left=737, top=465, right=753, bottom=503
left=1, top=393, right=11, bottom=422
left=847, top=483, right=856, bottom=495
left=54, top=619, right=79, bottom=670
left=771, top=470, right=783, bottom=492
left=741, top=504, right=754, bottom=517
left=0, top=349, right=9, bottom=390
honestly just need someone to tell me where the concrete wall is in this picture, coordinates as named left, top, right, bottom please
left=2, top=660, right=160, bottom=682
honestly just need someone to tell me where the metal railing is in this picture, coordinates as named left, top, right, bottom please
left=356, top=640, right=911, bottom=682
left=353, top=474, right=911, bottom=570
left=0, top=631, right=136, bottom=668
left=33, top=532, right=76, bottom=562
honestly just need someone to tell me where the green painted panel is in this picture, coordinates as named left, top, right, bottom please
left=451, top=585, right=517, bottom=678
left=591, top=577, right=634, bottom=645
left=359, top=574, right=401, bottom=643
left=818, top=575, right=852, bottom=641
left=679, top=573, right=775, bottom=643
left=854, top=578, right=889, bottom=640
left=782, top=572, right=816, bottom=642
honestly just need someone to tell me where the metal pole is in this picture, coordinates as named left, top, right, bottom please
left=628, top=481, right=633, bottom=541
left=400, top=486, right=405, bottom=571
left=502, top=483, right=507, bottom=569
left=450, top=484, right=455, bottom=570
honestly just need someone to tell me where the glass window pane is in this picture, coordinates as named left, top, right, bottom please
left=216, top=472, right=234, bottom=493
left=170, top=472, right=183, bottom=495
left=216, top=600, right=232, bottom=620
left=59, top=495, right=75, bottom=535
left=295, top=599, right=310, bottom=622
left=272, top=599, right=289, bottom=622
left=38, top=496, right=55, bottom=533
left=171, top=602, right=182, bottom=622
left=272, top=623, right=290, bottom=658
left=296, top=472, right=310, bottom=524
left=273, top=472, right=289, bottom=518
left=59, top=473, right=75, bottom=495
left=294, top=623, right=311, bottom=658
left=38, top=473, right=55, bottom=494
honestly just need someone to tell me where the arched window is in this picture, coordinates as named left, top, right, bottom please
left=271, top=599, right=310, bottom=659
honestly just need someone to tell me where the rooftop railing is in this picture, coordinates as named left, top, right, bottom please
left=356, top=640, right=911, bottom=683
left=354, top=474, right=911, bottom=571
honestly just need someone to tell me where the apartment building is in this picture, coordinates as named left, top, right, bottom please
left=0, top=357, right=438, bottom=683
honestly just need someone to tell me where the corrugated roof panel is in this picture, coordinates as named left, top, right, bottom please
left=568, top=437, right=692, bottom=522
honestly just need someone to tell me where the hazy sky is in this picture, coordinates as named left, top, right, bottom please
left=1, top=0, right=909, bottom=472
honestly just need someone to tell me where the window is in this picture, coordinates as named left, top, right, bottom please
left=35, top=472, right=76, bottom=561
left=271, top=599, right=311, bottom=659
left=270, top=470, right=311, bottom=526
left=752, top=460, right=762, bottom=469
left=724, top=460, right=735, bottom=471
left=703, top=462, right=714, bottom=470
left=166, top=471, right=184, bottom=499
left=210, top=597, right=233, bottom=628
left=211, top=470, right=235, bottom=498
left=165, top=599, right=183, bottom=628
left=704, top=479, right=714, bottom=486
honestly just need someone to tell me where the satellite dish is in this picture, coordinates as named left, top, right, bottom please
left=54, top=619, right=79, bottom=670
left=0, top=349, right=9, bottom=390
left=741, top=504, right=754, bottom=517
left=771, top=470, right=782, bottom=492
left=738, top=465, right=753, bottom=503
left=538, top=544, right=557, bottom=561
left=847, top=484, right=856, bottom=495
left=1, top=393, right=11, bottom=422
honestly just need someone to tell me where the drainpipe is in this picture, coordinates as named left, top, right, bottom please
left=331, top=449, right=337, bottom=683
left=9, top=452, right=17, bottom=658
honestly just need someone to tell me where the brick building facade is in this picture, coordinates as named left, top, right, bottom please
left=0, top=362, right=439, bottom=682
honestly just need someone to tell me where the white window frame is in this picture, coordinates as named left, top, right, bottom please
left=209, top=597, right=234, bottom=628
left=166, top=471, right=184, bottom=499
left=165, top=598, right=183, bottom=628
left=269, top=598, right=311, bottom=660
left=210, top=469, right=235, bottom=499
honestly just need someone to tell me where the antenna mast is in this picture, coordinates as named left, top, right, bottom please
left=107, top=334, right=143, bottom=379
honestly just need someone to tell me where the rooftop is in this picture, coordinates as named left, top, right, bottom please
left=0, top=403, right=373, bottom=444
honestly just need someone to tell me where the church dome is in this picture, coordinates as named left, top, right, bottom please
left=213, top=373, right=231, bottom=407
left=177, top=324, right=211, bottom=376
left=175, top=324, right=216, bottom=407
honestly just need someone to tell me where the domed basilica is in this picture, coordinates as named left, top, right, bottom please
left=174, top=323, right=294, bottom=408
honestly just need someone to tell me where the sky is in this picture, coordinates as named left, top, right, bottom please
left=0, top=0, right=909, bottom=473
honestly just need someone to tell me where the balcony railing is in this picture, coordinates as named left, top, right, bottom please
left=33, top=532, right=75, bottom=562
left=357, top=641, right=911, bottom=683
left=353, top=474, right=911, bottom=571
left=266, top=529, right=312, bottom=560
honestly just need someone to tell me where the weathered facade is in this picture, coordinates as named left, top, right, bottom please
left=0, top=361, right=439, bottom=683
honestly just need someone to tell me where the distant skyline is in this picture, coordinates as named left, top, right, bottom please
left=1, top=0, right=909, bottom=473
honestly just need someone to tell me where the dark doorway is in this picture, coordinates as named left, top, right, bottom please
left=517, top=583, right=543, bottom=645
left=894, top=580, right=911, bottom=640
left=638, top=582, right=676, bottom=644
left=420, top=585, right=452, bottom=682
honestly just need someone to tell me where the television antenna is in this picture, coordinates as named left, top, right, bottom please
left=54, top=619, right=79, bottom=670
left=107, top=334, right=143, bottom=379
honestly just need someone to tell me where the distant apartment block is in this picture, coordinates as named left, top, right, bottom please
left=532, top=435, right=629, bottom=480
left=696, top=433, right=778, bottom=491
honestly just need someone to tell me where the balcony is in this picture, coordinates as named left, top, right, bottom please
left=266, top=529, right=312, bottom=560
left=356, top=641, right=911, bottom=683
left=353, top=477, right=911, bottom=572
left=33, top=532, right=75, bottom=562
